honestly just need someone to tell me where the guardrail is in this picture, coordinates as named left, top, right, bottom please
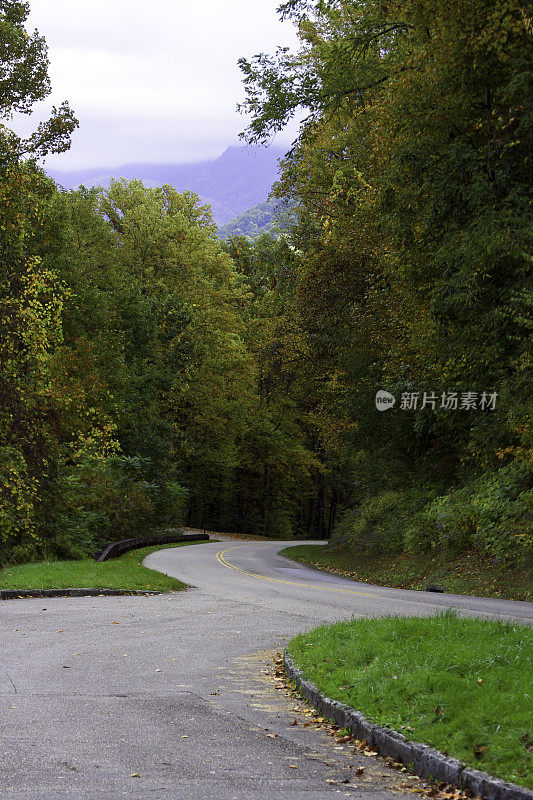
left=94, top=532, right=210, bottom=562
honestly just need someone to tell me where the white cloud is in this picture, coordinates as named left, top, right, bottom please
left=11, top=0, right=301, bottom=169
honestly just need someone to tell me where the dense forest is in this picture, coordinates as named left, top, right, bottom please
left=0, top=0, right=531, bottom=571
left=217, top=199, right=281, bottom=239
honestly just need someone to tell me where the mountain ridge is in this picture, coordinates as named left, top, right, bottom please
left=47, top=145, right=286, bottom=225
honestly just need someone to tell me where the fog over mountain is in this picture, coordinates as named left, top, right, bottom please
left=47, top=145, right=286, bottom=226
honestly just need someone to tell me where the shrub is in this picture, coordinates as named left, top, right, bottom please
left=32, top=453, right=189, bottom=563
left=331, top=489, right=434, bottom=555
left=427, top=461, right=532, bottom=564
left=329, top=462, right=532, bottom=566
left=0, top=446, right=40, bottom=566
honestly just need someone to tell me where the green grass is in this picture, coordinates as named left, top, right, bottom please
left=289, top=612, right=533, bottom=788
left=0, top=541, right=210, bottom=592
left=280, top=544, right=532, bottom=601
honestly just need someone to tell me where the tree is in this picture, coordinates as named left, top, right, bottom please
left=237, top=0, right=532, bottom=562
left=0, top=0, right=77, bottom=162
left=0, top=0, right=79, bottom=563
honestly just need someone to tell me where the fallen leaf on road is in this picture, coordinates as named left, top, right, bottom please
left=355, top=767, right=365, bottom=776
left=326, top=778, right=336, bottom=784
left=289, top=764, right=298, bottom=769
left=290, top=719, right=298, bottom=726
left=266, top=733, right=277, bottom=739
left=130, top=773, right=140, bottom=778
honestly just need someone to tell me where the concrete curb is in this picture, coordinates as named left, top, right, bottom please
left=0, top=588, right=162, bottom=599
left=284, top=651, right=532, bottom=800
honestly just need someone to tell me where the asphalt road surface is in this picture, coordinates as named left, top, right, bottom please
left=1, top=538, right=531, bottom=800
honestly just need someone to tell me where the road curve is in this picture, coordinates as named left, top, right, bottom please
left=1, top=538, right=530, bottom=800
left=145, top=538, right=533, bottom=624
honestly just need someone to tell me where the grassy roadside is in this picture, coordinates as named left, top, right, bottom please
left=289, top=612, right=533, bottom=788
left=0, top=541, right=210, bottom=592
left=280, top=545, right=532, bottom=601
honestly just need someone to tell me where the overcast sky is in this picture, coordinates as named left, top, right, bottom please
left=15, top=0, right=300, bottom=170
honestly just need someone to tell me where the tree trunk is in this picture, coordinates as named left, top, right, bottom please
left=316, top=474, right=325, bottom=538
left=306, top=496, right=315, bottom=537
left=327, top=488, right=338, bottom=539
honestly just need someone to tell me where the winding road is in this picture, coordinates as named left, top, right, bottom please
left=1, top=538, right=531, bottom=800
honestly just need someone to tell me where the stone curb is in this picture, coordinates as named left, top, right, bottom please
left=0, top=588, right=162, bottom=599
left=284, top=651, right=532, bottom=800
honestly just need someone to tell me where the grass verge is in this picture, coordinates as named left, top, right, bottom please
left=280, top=545, right=531, bottom=601
left=289, top=611, right=533, bottom=788
left=0, top=541, right=210, bottom=592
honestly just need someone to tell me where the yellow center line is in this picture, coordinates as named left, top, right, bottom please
left=216, top=545, right=384, bottom=598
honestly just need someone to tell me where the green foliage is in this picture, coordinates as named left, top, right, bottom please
left=51, top=454, right=188, bottom=561
left=0, top=0, right=77, bottom=161
left=0, top=165, right=68, bottom=564
left=237, top=0, right=532, bottom=563
left=427, top=462, right=532, bottom=562
left=0, top=24, right=250, bottom=565
left=0, top=0, right=51, bottom=117
left=217, top=199, right=286, bottom=240
left=332, top=489, right=433, bottom=555
left=1, top=0, right=531, bottom=569
left=329, top=464, right=532, bottom=566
